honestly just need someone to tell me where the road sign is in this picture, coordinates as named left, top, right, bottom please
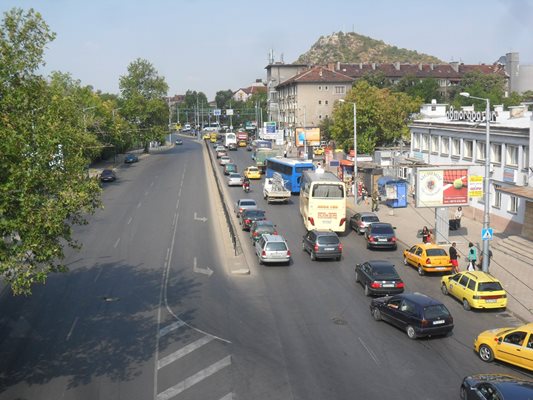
left=481, top=228, right=493, bottom=241
left=213, top=109, right=221, bottom=116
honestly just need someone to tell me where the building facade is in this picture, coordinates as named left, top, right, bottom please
left=409, top=102, right=533, bottom=238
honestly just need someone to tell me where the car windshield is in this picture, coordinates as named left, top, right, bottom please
left=240, top=201, right=256, bottom=206
left=317, top=236, right=339, bottom=245
left=266, top=242, right=287, bottom=251
left=362, top=216, right=379, bottom=222
left=426, top=248, right=447, bottom=256
left=423, top=304, right=450, bottom=319
left=478, top=282, right=503, bottom=291
left=248, top=168, right=258, bottom=172
left=230, top=173, right=241, bottom=178
left=372, top=265, right=398, bottom=278
left=371, top=225, right=394, bottom=234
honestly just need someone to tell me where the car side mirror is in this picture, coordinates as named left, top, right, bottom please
left=497, top=337, right=502, bottom=343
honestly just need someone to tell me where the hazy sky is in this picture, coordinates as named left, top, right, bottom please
left=3, top=0, right=533, bottom=100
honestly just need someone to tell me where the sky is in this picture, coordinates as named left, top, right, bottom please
left=2, top=0, right=533, bottom=100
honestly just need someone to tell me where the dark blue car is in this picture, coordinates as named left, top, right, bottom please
left=124, top=154, right=138, bottom=163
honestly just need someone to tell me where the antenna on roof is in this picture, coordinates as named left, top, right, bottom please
left=281, top=53, right=284, bottom=63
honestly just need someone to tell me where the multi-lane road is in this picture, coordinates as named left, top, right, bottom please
left=0, top=135, right=530, bottom=400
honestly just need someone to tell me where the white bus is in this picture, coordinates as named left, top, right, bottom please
left=300, top=170, right=347, bottom=232
left=224, top=132, right=237, bottom=148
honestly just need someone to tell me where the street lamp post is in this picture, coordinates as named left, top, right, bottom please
left=460, top=92, right=491, bottom=273
left=340, top=99, right=357, bottom=205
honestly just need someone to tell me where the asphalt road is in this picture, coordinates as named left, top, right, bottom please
left=0, top=137, right=531, bottom=400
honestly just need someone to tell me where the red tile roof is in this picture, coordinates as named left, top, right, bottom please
left=277, top=66, right=354, bottom=88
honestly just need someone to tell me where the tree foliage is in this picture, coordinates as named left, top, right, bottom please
left=331, top=80, right=421, bottom=154
left=0, top=8, right=102, bottom=295
left=393, top=75, right=441, bottom=103
left=215, top=89, right=233, bottom=110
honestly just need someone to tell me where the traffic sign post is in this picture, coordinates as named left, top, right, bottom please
left=481, top=228, right=493, bottom=241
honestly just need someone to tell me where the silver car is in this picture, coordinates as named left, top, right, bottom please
left=349, top=212, right=380, bottom=234
left=255, top=234, right=291, bottom=265
left=227, top=173, right=244, bottom=187
left=234, top=199, right=258, bottom=217
left=219, top=155, right=231, bottom=165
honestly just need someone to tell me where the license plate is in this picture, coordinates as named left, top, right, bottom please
left=433, top=320, right=445, bottom=325
left=378, top=238, right=387, bottom=242
left=322, top=220, right=331, bottom=224
left=485, top=299, right=497, bottom=303
left=382, top=284, right=394, bottom=288
left=324, top=247, right=335, bottom=251
left=435, top=267, right=446, bottom=271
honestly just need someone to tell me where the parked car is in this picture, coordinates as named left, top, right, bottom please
left=460, top=374, right=533, bottom=400
left=254, top=234, right=291, bottom=265
left=301, top=230, right=342, bottom=261
left=219, top=155, right=231, bottom=165
left=240, top=209, right=266, bottom=231
left=441, top=271, right=507, bottom=311
left=349, top=212, right=379, bottom=234
left=228, top=142, right=238, bottom=151
left=227, top=173, right=244, bottom=187
left=365, top=222, right=397, bottom=250
left=244, top=166, right=261, bottom=179
left=474, top=322, right=533, bottom=371
left=355, top=260, right=404, bottom=296
left=124, top=153, right=139, bottom=163
left=403, top=243, right=453, bottom=276
left=250, top=220, right=277, bottom=243
left=100, top=169, right=116, bottom=182
left=370, top=293, right=454, bottom=339
left=224, top=163, right=237, bottom=175
left=234, top=199, right=258, bottom=217
left=175, top=139, right=183, bottom=145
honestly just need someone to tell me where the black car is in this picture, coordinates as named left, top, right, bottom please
left=250, top=220, right=277, bottom=242
left=124, top=153, right=139, bottom=163
left=355, top=260, right=404, bottom=296
left=370, top=293, right=454, bottom=339
left=175, top=139, right=183, bottom=145
left=228, top=142, right=238, bottom=151
left=365, top=222, right=397, bottom=250
left=302, top=230, right=342, bottom=261
left=460, top=374, right=533, bottom=400
left=240, top=209, right=266, bottom=231
left=100, top=169, right=116, bottom=182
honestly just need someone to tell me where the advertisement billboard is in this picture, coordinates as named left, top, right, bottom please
left=468, top=176, right=483, bottom=198
left=416, top=167, right=469, bottom=208
left=295, top=127, right=320, bottom=146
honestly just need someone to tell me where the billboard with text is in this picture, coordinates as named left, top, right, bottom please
left=415, top=167, right=469, bottom=208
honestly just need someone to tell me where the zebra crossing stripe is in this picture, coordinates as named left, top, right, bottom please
left=158, top=320, right=186, bottom=338
left=157, top=336, right=213, bottom=369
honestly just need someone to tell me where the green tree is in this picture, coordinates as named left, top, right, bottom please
left=318, top=116, right=334, bottom=143
left=331, top=80, right=421, bottom=154
left=119, top=58, right=169, bottom=151
left=0, top=8, right=102, bottom=295
left=361, top=71, right=391, bottom=89
left=215, top=89, right=233, bottom=109
left=451, top=71, right=506, bottom=107
left=394, top=75, right=441, bottom=103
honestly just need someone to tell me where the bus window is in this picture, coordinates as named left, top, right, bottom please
left=312, top=184, right=344, bottom=198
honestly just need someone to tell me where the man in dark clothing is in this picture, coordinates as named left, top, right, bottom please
left=449, top=242, right=460, bottom=273
left=477, top=249, right=493, bottom=270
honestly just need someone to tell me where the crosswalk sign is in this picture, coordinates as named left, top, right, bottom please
left=481, top=228, right=493, bottom=241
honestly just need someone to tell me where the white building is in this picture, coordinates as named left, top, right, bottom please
left=409, top=101, right=533, bottom=239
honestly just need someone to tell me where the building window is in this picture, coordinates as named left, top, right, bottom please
left=413, top=134, right=420, bottom=150
left=335, top=86, right=345, bottom=94
left=477, top=142, right=486, bottom=161
left=451, top=138, right=461, bottom=157
left=431, top=136, right=439, bottom=154
left=464, top=140, right=473, bottom=159
left=508, top=195, right=518, bottom=213
left=523, top=147, right=529, bottom=170
left=319, top=115, right=322, bottom=119
left=318, top=86, right=322, bottom=91
left=325, top=100, right=328, bottom=105
left=506, top=145, right=518, bottom=166
left=324, top=86, right=328, bottom=91
left=318, top=100, right=322, bottom=105
left=441, top=137, right=449, bottom=155
left=493, top=186, right=501, bottom=209
left=422, top=135, right=429, bottom=151
left=491, top=144, right=502, bottom=164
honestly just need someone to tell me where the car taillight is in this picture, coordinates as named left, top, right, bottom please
left=253, top=231, right=258, bottom=237
left=273, top=231, right=278, bottom=235
left=339, top=218, right=346, bottom=226
left=426, top=258, right=431, bottom=265
left=338, top=243, right=343, bottom=251
left=287, top=250, right=291, bottom=257
left=370, top=282, right=381, bottom=288
left=314, top=244, right=319, bottom=252
left=308, top=217, right=315, bottom=226
left=261, top=250, right=266, bottom=256
left=239, top=208, right=243, bottom=213
left=391, top=237, right=397, bottom=242
left=245, top=219, right=251, bottom=224
left=396, top=282, right=405, bottom=288
left=368, top=236, right=375, bottom=242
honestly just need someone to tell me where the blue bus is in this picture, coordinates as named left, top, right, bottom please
left=265, top=158, right=315, bottom=193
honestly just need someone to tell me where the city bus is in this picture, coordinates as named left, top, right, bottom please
left=224, top=132, right=237, bottom=148
left=299, top=170, right=346, bottom=232
left=265, top=158, right=315, bottom=193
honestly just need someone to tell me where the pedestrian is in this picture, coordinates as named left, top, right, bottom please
left=467, top=242, right=477, bottom=271
left=454, top=206, right=463, bottom=228
left=449, top=242, right=460, bottom=273
left=361, top=185, right=368, bottom=202
left=477, top=249, right=493, bottom=269
left=421, top=226, right=430, bottom=244
left=371, top=189, right=379, bottom=212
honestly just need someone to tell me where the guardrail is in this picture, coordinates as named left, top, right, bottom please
left=205, top=141, right=243, bottom=256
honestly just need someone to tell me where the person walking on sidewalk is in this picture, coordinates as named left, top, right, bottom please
left=371, top=189, right=379, bottom=212
left=467, top=242, right=477, bottom=271
left=454, top=206, right=463, bottom=228
left=477, top=249, right=493, bottom=270
left=421, top=226, right=431, bottom=244
left=449, top=242, right=460, bottom=273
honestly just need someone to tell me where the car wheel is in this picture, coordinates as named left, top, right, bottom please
left=478, top=344, right=494, bottom=362
left=406, top=325, right=417, bottom=340
left=336, top=256, right=341, bottom=261
left=366, top=242, right=370, bottom=249
left=403, top=257, right=409, bottom=266
left=417, top=265, right=425, bottom=276
left=441, top=284, right=448, bottom=295
left=462, top=298, right=471, bottom=311
left=355, top=271, right=360, bottom=283
left=310, top=251, right=316, bottom=261
left=372, top=308, right=381, bottom=321
left=459, top=385, right=467, bottom=400
left=364, top=284, right=371, bottom=297
left=258, top=258, right=263, bottom=265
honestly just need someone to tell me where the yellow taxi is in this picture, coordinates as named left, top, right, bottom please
left=474, top=323, right=533, bottom=371
left=313, top=147, right=324, bottom=156
left=244, top=166, right=261, bottom=179
left=403, top=243, right=453, bottom=276
left=202, top=133, right=210, bottom=140
left=441, top=271, right=507, bottom=311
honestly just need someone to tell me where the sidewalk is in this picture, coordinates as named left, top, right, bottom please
left=346, top=196, right=533, bottom=322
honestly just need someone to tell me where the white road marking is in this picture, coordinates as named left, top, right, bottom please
left=137, top=202, right=142, bottom=208
left=157, top=336, right=214, bottom=369
left=113, top=238, right=120, bottom=248
left=193, top=257, right=214, bottom=277
left=93, top=267, right=103, bottom=283
left=358, top=337, right=379, bottom=365
left=158, top=320, right=186, bottom=338
left=66, top=317, right=79, bottom=341
left=218, top=394, right=233, bottom=400
left=127, top=216, right=133, bottom=225
left=156, top=356, right=231, bottom=400
left=193, top=212, right=208, bottom=222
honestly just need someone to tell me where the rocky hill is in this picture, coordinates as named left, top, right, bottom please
left=295, top=31, right=442, bottom=65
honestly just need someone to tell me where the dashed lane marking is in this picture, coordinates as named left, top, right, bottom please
left=113, top=238, right=120, bottom=248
